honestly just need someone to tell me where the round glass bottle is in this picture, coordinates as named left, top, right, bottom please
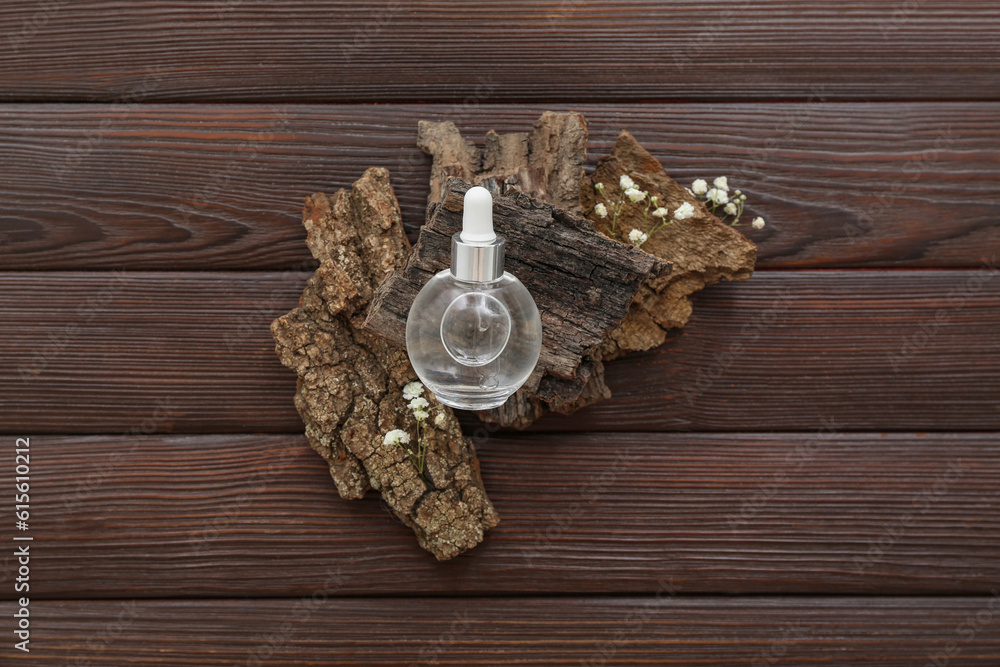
left=406, top=187, right=542, bottom=410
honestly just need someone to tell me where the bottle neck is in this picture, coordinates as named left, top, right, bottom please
left=450, top=232, right=505, bottom=283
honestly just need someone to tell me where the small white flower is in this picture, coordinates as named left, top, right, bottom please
left=434, top=413, right=447, bottom=428
left=624, top=187, right=645, bottom=203
left=413, top=409, right=429, bottom=421
left=706, top=188, right=729, bottom=206
left=594, top=202, right=608, bottom=218
left=628, top=228, right=648, bottom=246
left=619, top=174, right=635, bottom=190
left=713, top=176, right=729, bottom=192
left=740, top=194, right=747, bottom=201
left=651, top=207, right=670, bottom=219
left=724, top=202, right=738, bottom=216
left=408, top=397, right=429, bottom=410
left=691, top=179, right=708, bottom=196
left=383, top=429, right=410, bottom=447
left=649, top=195, right=658, bottom=204
left=402, top=381, right=423, bottom=400
left=594, top=182, right=605, bottom=192
left=751, top=217, right=766, bottom=230
left=673, top=202, right=696, bottom=220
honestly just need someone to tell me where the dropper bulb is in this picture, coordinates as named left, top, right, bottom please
left=461, top=186, right=496, bottom=244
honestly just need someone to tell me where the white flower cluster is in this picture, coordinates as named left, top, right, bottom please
left=628, top=228, right=649, bottom=247
left=382, top=381, right=439, bottom=476
left=383, top=429, right=410, bottom=447
left=624, top=188, right=646, bottom=203
left=402, top=381, right=430, bottom=421
left=673, top=202, right=695, bottom=221
left=591, top=171, right=712, bottom=249
left=689, top=176, right=765, bottom=230
left=383, top=381, right=428, bottom=450
left=592, top=168, right=769, bottom=246
left=409, top=397, right=429, bottom=421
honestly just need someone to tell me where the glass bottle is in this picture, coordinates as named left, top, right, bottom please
left=406, top=187, right=542, bottom=410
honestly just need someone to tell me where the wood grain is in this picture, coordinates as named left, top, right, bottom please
left=2, top=1, right=1000, bottom=102
left=5, top=432, right=997, bottom=598
left=4, top=597, right=1000, bottom=665
left=1, top=272, right=307, bottom=434
left=2, top=271, right=998, bottom=434
left=1, top=103, right=998, bottom=270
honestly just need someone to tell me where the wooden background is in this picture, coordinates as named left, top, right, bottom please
left=2, top=1, right=999, bottom=664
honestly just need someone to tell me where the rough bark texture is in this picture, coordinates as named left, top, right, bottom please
left=418, top=111, right=588, bottom=214
left=364, top=179, right=669, bottom=427
left=581, top=130, right=759, bottom=359
left=414, top=112, right=615, bottom=426
left=270, top=167, right=499, bottom=560
left=407, top=115, right=756, bottom=428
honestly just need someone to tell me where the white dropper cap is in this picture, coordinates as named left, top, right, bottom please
left=451, top=185, right=504, bottom=282
left=461, top=186, right=497, bottom=244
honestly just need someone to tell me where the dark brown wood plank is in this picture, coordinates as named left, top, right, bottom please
left=539, top=268, right=1000, bottom=432
left=4, top=597, right=1000, bottom=665
left=2, top=2, right=1000, bottom=102
left=2, top=270, right=998, bottom=434
left=1, top=272, right=307, bottom=434
left=1, top=103, right=998, bottom=270
left=5, top=432, right=997, bottom=598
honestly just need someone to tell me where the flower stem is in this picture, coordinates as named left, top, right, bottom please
left=648, top=219, right=674, bottom=237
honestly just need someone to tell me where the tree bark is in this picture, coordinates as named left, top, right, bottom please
left=364, top=179, right=670, bottom=427
left=271, top=167, right=499, bottom=561
left=418, top=110, right=588, bottom=215
left=580, top=130, right=758, bottom=359
left=409, top=115, right=756, bottom=428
